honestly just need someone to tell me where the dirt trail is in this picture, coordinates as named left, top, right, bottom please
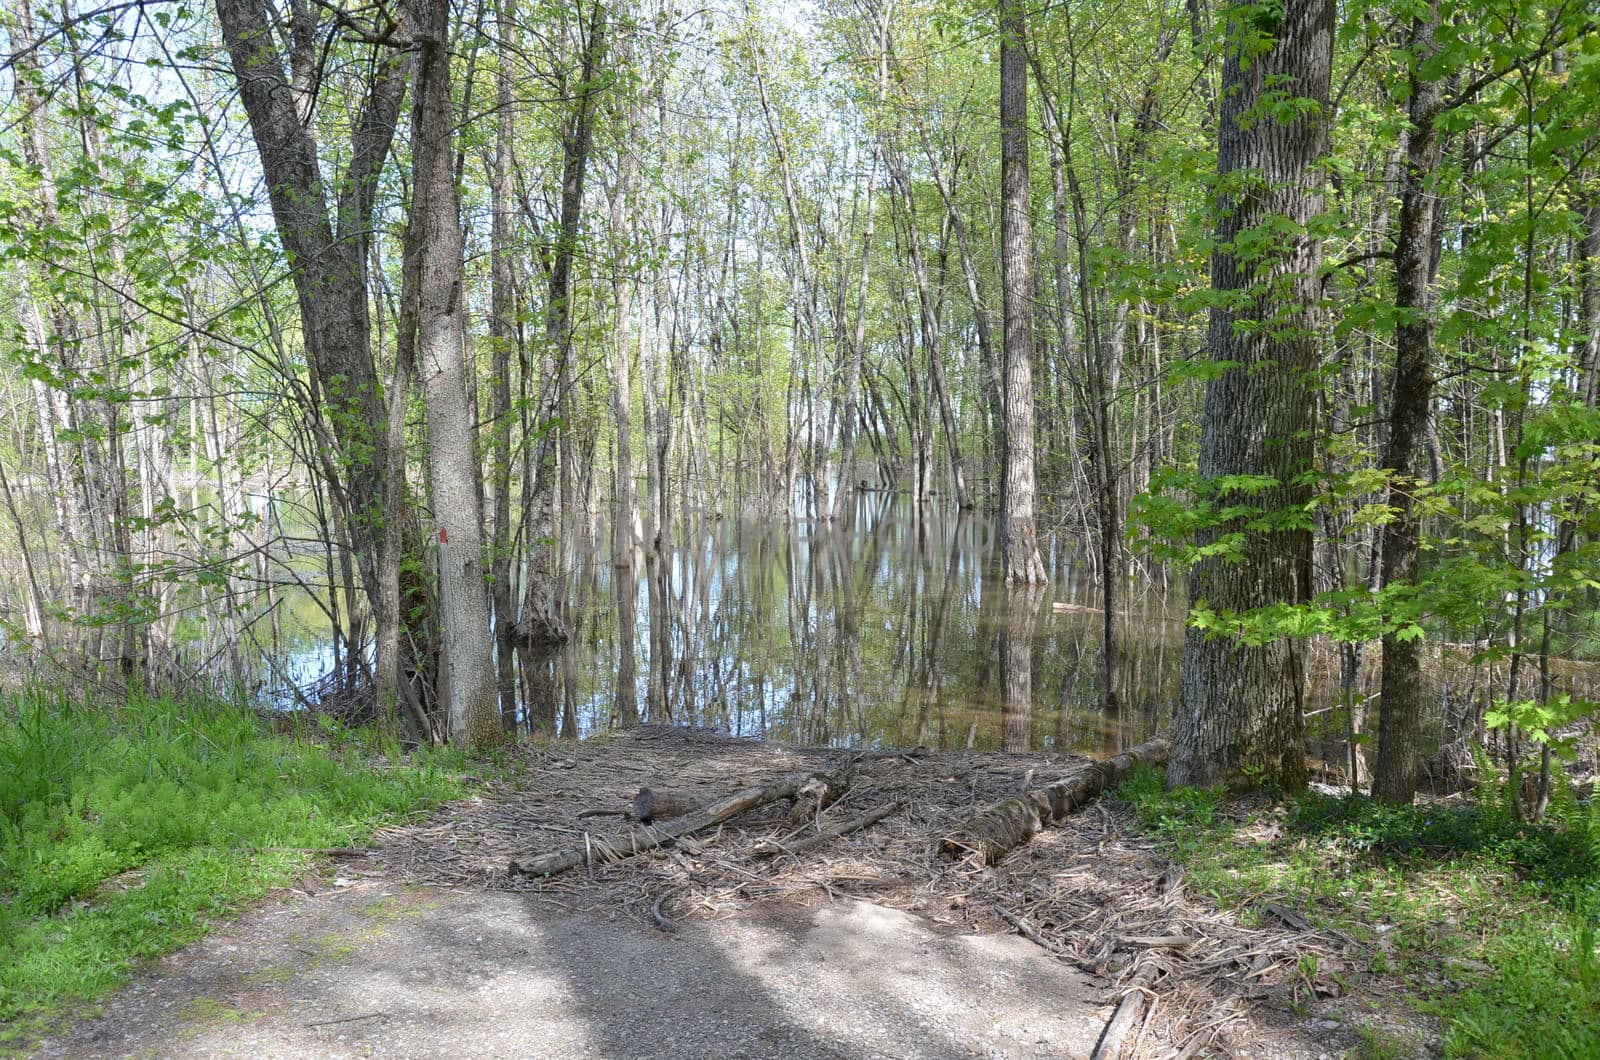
left=37, top=884, right=1108, bottom=1058
left=29, top=730, right=1369, bottom=1057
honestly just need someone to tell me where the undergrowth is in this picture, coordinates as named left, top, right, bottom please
left=0, top=687, right=477, bottom=1039
left=1116, top=765, right=1600, bottom=1059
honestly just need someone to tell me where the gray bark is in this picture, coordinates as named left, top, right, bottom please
left=489, top=0, right=519, bottom=731
left=1373, top=10, right=1451, bottom=804
left=1169, top=0, right=1334, bottom=790
left=412, top=0, right=501, bottom=748
left=998, top=0, right=1046, bottom=585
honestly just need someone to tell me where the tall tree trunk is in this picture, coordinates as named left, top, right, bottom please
left=1373, top=11, right=1449, bottom=804
left=489, top=0, right=519, bottom=731
left=1168, top=0, right=1334, bottom=790
left=831, top=5, right=890, bottom=520
left=1577, top=170, right=1599, bottom=431
left=998, top=0, right=1046, bottom=585
left=1033, top=59, right=1122, bottom=718
left=608, top=30, right=641, bottom=569
left=886, top=150, right=969, bottom=510
left=213, top=0, right=412, bottom=688
left=921, top=127, right=1001, bottom=502
left=412, top=0, right=501, bottom=748
left=522, top=0, right=605, bottom=656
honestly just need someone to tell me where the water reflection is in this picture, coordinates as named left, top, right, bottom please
left=559, top=494, right=1181, bottom=754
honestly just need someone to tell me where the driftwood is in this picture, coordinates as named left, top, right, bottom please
left=753, top=800, right=906, bottom=858
left=508, top=765, right=847, bottom=878
left=783, top=767, right=853, bottom=827
left=631, top=788, right=704, bottom=824
left=573, top=788, right=707, bottom=824
left=1091, top=951, right=1163, bottom=1060
left=939, top=736, right=1170, bottom=865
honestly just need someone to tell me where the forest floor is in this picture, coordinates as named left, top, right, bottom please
left=20, top=727, right=1436, bottom=1058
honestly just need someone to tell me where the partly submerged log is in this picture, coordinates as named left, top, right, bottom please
left=939, top=736, right=1169, bottom=866
left=508, top=765, right=847, bottom=878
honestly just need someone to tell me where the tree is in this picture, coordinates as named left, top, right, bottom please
left=410, top=0, right=501, bottom=747
left=997, top=0, right=1045, bottom=586
left=1369, top=7, right=1448, bottom=805
left=1167, top=0, right=1334, bottom=790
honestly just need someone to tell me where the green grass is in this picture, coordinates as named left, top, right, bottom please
left=0, top=687, right=475, bottom=1037
left=1115, top=765, right=1600, bottom=1059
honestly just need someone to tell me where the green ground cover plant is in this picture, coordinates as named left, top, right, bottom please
left=0, top=688, right=473, bottom=1037
left=1116, top=766, right=1600, bottom=1058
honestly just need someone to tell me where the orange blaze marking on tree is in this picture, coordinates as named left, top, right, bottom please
left=440, top=529, right=448, bottom=544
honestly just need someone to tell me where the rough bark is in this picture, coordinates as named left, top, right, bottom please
left=213, top=0, right=421, bottom=720
left=1373, top=11, right=1448, bottom=804
left=940, top=737, right=1171, bottom=865
left=1169, top=0, right=1333, bottom=790
left=1581, top=177, right=1600, bottom=409
left=998, top=0, right=1046, bottom=585
left=213, top=0, right=406, bottom=577
left=411, top=0, right=501, bottom=748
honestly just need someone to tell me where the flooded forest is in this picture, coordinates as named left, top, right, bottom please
left=3, top=0, right=1599, bottom=802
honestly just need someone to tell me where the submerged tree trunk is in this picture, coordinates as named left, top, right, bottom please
left=1169, top=0, right=1333, bottom=790
left=214, top=0, right=413, bottom=706
left=998, top=0, right=1046, bottom=585
left=412, top=0, right=500, bottom=748
left=522, top=1, right=605, bottom=664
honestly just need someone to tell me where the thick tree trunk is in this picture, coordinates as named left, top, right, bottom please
left=213, top=0, right=414, bottom=706
left=998, top=0, right=1046, bottom=585
left=412, top=0, right=501, bottom=749
left=1168, top=0, right=1333, bottom=790
left=1373, top=12, right=1448, bottom=805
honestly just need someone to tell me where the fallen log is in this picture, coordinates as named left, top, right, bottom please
left=508, top=764, right=848, bottom=878
left=1091, top=950, right=1163, bottom=1060
left=752, top=800, right=906, bottom=858
left=939, top=736, right=1169, bottom=866
left=631, top=788, right=704, bottom=824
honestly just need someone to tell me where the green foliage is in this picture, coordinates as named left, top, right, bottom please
left=1116, top=765, right=1223, bottom=842
left=1486, top=694, right=1600, bottom=751
left=1438, top=918, right=1600, bottom=1059
left=0, top=689, right=468, bottom=1030
left=1286, top=792, right=1597, bottom=887
left=1119, top=767, right=1600, bottom=1056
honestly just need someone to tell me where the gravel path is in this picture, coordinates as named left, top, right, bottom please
left=33, top=882, right=1114, bottom=1058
